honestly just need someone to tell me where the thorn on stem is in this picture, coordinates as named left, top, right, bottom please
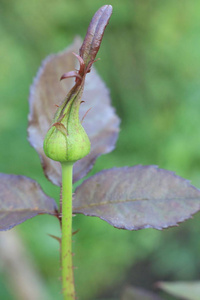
left=48, top=234, right=61, bottom=244
left=72, top=229, right=80, bottom=236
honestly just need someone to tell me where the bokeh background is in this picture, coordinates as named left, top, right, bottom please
left=1, top=0, right=200, bottom=299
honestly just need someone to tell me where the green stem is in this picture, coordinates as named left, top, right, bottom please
left=61, top=162, right=75, bottom=300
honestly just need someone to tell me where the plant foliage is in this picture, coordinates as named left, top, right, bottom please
left=0, top=174, right=57, bottom=231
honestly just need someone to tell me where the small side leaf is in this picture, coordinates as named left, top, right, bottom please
left=157, top=281, right=200, bottom=300
left=0, top=173, right=58, bottom=231
left=121, top=286, right=164, bottom=300
left=73, top=165, right=200, bottom=230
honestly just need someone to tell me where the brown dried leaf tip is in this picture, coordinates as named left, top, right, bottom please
left=60, top=5, right=113, bottom=83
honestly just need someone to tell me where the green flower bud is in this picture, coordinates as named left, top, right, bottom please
left=43, top=79, right=90, bottom=163
left=43, top=4, right=113, bottom=163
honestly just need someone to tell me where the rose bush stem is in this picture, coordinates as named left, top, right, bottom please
left=61, top=162, right=75, bottom=300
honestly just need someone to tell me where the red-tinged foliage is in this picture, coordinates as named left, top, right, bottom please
left=74, top=165, right=200, bottom=230
left=0, top=174, right=57, bottom=231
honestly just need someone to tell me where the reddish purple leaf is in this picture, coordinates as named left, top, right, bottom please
left=28, top=38, right=119, bottom=186
left=0, top=173, right=57, bottom=231
left=122, top=286, right=164, bottom=300
left=73, top=165, right=200, bottom=230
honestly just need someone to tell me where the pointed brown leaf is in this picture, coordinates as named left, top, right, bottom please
left=28, top=38, right=119, bottom=186
left=157, top=281, right=200, bottom=300
left=0, top=173, right=57, bottom=231
left=80, top=5, right=113, bottom=68
left=121, top=286, right=164, bottom=300
left=73, top=165, right=200, bottom=230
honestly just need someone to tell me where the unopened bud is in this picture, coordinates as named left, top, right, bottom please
left=43, top=82, right=90, bottom=163
left=43, top=5, right=112, bottom=163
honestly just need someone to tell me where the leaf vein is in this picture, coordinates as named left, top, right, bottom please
left=74, top=197, right=200, bottom=210
left=74, top=198, right=148, bottom=209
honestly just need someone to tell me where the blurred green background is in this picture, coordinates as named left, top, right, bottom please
left=1, top=0, right=200, bottom=299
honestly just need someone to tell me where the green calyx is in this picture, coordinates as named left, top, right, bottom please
left=43, top=79, right=90, bottom=163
